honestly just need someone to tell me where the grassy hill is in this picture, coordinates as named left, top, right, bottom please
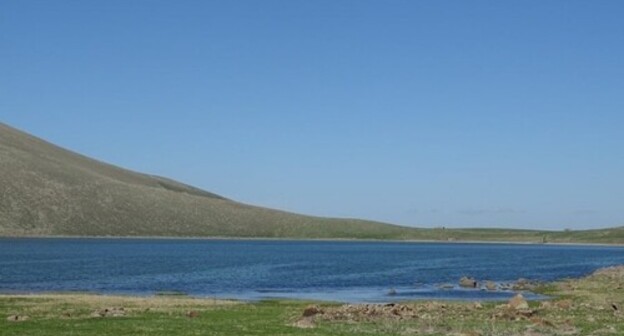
left=0, top=122, right=423, bottom=239
left=0, top=122, right=622, bottom=243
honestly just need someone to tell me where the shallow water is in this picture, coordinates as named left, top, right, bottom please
left=1, top=238, right=623, bottom=302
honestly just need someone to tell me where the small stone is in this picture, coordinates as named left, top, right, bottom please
left=499, top=283, right=513, bottom=290
left=459, top=276, right=478, bottom=288
left=485, top=281, right=497, bottom=291
left=302, top=305, right=323, bottom=317
left=455, top=331, right=482, bottom=336
left=6, top=315, right=29, bottom=322
left=292, top=317, right=315, bottom=328
left=512, top=278, right=536, bottom=290
left=556, top=299, right=573, bottom=310
left=92, top=307, right=126, bottom=318
left=530, top=317, right=555, bottom=327
left=508, top=294, right=529, bottom=310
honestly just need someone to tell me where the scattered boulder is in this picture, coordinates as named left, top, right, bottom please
left=558, top=323, right=579, bottom=335
left=530, top=317, right=555, bottom=327
left=292, top=317, right=315, bottom=328
left=512, top=278, right=536, bottom=291
left=186, top=310, right=200, bottom=318
left=302, top=305, right=323, bottom=317
left=6, top=315, right=29, bottom=322
left=91, top=307, right=126, bottom=318
left=592, top=265, right=624, bottom=279
left=424, top=301, right=446, bottom=311
left=491, top=300, right=535, bottom=321
left=485, top=281, right=497, bottom=291
left=454, top=331, right=482, bottom=336
left=555, top=299, right=573, bottom=310
left=491, top=308, right=534, bottom=321
left=308, top=303, right=419, bottom=322
left=499, top=283, right=513, bottom=290
left=611, top=303, right=621, bottom=316
left=459, top=277, right=478, bottom=288
left=593, top=326, right=617, bottom=334
left=508, top=294, right=529, bottom=310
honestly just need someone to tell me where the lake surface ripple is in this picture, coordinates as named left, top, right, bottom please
left=1, top=239, right=623, bottom=302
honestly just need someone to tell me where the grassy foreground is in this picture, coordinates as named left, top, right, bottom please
left=1, top=266, right=623, bottom=336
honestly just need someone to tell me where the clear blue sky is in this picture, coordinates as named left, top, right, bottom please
left=2, top=1, right=623, bottom=230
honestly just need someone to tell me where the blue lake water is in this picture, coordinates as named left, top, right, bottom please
left=0, top=238, right=623, bottom=302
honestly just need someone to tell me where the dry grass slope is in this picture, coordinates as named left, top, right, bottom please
left=1, top=122, right=622, bottom=243
left=0, top=122, right=416, bottom=238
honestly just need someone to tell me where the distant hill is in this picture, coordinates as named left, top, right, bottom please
left=0, top=122, right=421, bottom=238
left=0, top=122, right=622, bottom=243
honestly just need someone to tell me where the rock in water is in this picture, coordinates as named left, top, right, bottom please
left=485, top=281, right=497, bottom=291
left=459, top=276, right=478, bottom=288
left=508, top=294, right=529, bottom=310
left=512, top=278, right=536, bottom=290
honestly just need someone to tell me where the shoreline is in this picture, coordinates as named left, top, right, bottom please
left=0, top=264, right=617, bottom=303
left=2, top=265, right=622, bottom=335
left=1, top=234, right=623, bottom=247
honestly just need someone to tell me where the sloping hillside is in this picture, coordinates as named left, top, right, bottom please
left=0, top=122, right=417, bottom=238
left=0, top=122, right=621, bottom=243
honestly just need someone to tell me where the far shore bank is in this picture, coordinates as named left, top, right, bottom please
left=1, top=234, right=623, bottom=247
